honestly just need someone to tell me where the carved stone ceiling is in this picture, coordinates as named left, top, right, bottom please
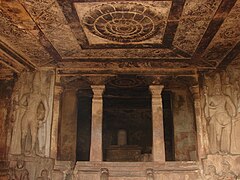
left=0, top=0, right=240, bottom=77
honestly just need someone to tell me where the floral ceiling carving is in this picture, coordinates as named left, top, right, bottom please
left=80, top=2, right=169, bottom=43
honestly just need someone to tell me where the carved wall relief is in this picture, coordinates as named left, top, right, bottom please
left=9, top=70, right=55, bottom=157
left=9, top=159, right=29, bottom=180
left=203, top=157, right=240, bottom=180
left=203, top=71, right=240, bottom=155
left=146, top=168, right=154, bottom=180
left=8, top=157, right=54, bottom=180
left=37, top=169, right=51, bottom=180
left=100, top=168, right=109, bottom=180
left=0, top=80, right=14, bottom=156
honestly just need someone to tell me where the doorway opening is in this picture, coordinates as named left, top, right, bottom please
left=103, top=76, right=152, bottom=162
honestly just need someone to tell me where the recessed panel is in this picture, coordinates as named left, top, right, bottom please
left=74, top=1, right=171, bottom=45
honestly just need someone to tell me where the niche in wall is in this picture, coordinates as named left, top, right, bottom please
left=76, top=88, right=92, bottom=161
left=163, top=81, right=197, bottom=161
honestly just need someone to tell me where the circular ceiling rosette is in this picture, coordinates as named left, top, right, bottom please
left=83, top=2, right=163, bottom=43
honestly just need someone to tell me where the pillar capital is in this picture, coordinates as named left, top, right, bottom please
left=149, top=85, right=164, bottom=98
left=190, top=85, right=200, bottom=100
left=91, top=85, right=105, bottom=98
left=54, top=85, right=63, bottom=96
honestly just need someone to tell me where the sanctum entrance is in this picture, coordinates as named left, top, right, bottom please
left=57, top=74, right=200, bottom=179
left=61, top=75, right=198, bottom=163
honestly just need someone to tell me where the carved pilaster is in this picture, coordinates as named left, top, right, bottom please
left=190, top=85, right=206, bottom=159
left=149, top=85, right=165, bottom=163
left=50, top=85, right=63, bottom=159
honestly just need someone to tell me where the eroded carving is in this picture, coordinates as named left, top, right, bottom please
left=220, top=161, right=237, bottom=180
left=204, top=73, right=236, bottom=154
left=37, top=169, right=51, bottom=180
left=204, top=161, right=238, bottom=180
left=205, top=165, right=220, bottom=180
left=146, top=168, right=154, bottom=180
left=9, top=70, right=54, bottom=157
left=10, top=159, right=29, bottom=180
left=20, top=72, right=49, bottom=156
left=100, top=168, right=109, bottom=180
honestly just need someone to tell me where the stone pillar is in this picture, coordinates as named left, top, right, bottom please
left=149, top=85, right=165, bottom=163
left=50, top=85, right=63, bottom=159
left=190, top=85, right=206, bottom=159
left=90, top=85, right=105, bottom=161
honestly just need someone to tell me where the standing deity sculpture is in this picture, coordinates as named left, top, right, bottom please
left=9, top=70, right=54, bottom=157
left=204, top=73, right=236, bottom=154
left=20, top=72, right=49, bottom=156
left=9, top=73, right=29, bottom=154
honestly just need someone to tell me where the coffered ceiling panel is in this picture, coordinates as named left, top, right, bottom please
left=201, top=0, right=240, bottom=67
left=74, top=1, right=171, bottom=45
left=173, top=0, right=222, bottom=55
left=0, top=0, right=239, bottom=75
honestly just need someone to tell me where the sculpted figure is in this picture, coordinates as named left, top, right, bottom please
left=219, top=161, right=237, bottom=180
left=11, top=160, right=29, bottom=180
left=100, top=168, right=109, bottom=180
left=9, top=74, right=28, bottom=154
left=204, top=80, right=236, bottom=154
left=222, top=73, right=233, bottom=98
left=205, top=165, right=220, bottom=180
left=37, top=169, right=51, bottom=180
left=146, top=169, right=154, bottom=180
left=20, top=72, right=49, bottom=156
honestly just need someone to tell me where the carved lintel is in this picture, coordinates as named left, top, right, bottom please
left=86, top=75, right=115, bottom=85
left=145, top=76, right=164, bottom=85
